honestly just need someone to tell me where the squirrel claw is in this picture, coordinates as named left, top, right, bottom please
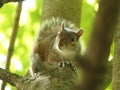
left=58, top=61, right=70, bottom=67
left=58, top=61, right=76, bottom=72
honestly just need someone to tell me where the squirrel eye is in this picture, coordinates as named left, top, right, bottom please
left=71, top=37, right=77, bottom=42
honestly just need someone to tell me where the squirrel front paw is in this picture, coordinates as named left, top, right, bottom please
left=58, top=61, right=76, bottom=72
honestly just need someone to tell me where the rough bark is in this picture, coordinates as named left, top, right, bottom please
left=113, top=12, right=120, bottom=90
left=0, top=68, right=22, bottom=86
left=0, top=67, right=80, bottom=90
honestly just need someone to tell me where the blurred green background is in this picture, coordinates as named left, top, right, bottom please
left=0, top=0, right=112, bottom=90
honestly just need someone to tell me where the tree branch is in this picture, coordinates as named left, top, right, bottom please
left=0, top=68, right=22, bottom=86
left=80, top=0, right=120, bottom=89
left=113, top=12, right=120, bottom=90
left=0, top=67, right=80, bottom=90
left=0, top=0, right=23, bottom=7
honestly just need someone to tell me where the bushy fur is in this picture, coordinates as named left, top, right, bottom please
left=29, top=18, right=82, bottom=90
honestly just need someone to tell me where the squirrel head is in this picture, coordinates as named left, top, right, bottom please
left=61, top=22, right=83, bottom=38
left=54, top=22, right=83, bottom=52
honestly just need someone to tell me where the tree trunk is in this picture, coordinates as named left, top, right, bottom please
left=41, top=0, right=82, bottom=27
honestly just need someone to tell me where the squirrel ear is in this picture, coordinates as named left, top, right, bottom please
left=61, top=21, right=65, bottom=31
left=77, top=29, right=83, bottom=37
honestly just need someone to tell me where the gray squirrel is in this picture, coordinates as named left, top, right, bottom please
left=29, top=18, right=83, bottom=90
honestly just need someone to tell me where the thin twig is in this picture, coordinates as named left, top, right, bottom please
left=1, top=2, right=22, bottom=90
